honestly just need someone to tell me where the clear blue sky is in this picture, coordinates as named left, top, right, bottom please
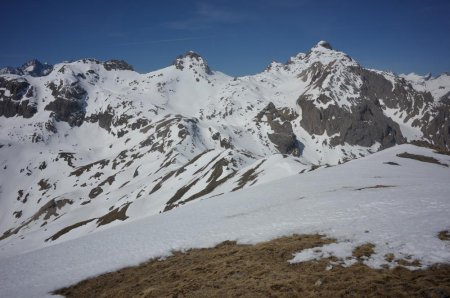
left=1, top=0, right=449, bottom=76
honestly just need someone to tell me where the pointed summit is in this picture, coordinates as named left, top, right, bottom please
left=0, top=59, right=53, bottom=77
left=173, top=51, right=212, bottom=75
left=20, top=59, right=53, bottom=76
left=315, top=40, right=333, bottom=50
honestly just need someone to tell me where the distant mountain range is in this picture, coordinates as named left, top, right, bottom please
left=0, top=41, right=449, bottom=254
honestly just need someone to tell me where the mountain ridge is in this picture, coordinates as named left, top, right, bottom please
left=0, top=41, right=449, bottom=253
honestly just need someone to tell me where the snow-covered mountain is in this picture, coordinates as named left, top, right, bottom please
left=1, top=144, right=449, bottom=297
left=0, top=59, right=53, bottom=77
left=0, top=41, right=449, bottom=254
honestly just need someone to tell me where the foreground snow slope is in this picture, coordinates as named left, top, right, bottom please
left=0, top=144, right=449, bottom=297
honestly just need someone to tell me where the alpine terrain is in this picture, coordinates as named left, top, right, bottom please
left=0, top=41, right=449, bottom=297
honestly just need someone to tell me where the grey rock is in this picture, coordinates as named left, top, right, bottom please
left=298, top=98, right=405, bottom=148
left=422, top=97, right=450, bottom=149
left=86, top=107, right=115, bottom=131
left=173, top=51, right=212, bottom=75
left=0, top=77, right=37, bottom=118
left=256, top=102, right=303, bottom=156
left=103, top=60, right=134, bottom=71
left=44, top=80, right=87, bottom=127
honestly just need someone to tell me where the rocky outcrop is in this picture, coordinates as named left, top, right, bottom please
left=86, top=107, right=115, bottom=131
left=103, top=60, right=134, bottom=71
left=44, top=80, right=87, bottom=127
left=0, top=99, right=37, bottom=118
left=298, top=98, right=405, bottom=149
left=0, top=78, right=37, bottom=118
left=422, top=98, right=450, bottom=149
left=256, top=103, right=303, bottom=156
left=353, top=67, right=434, bottom=122
left=295, top=62, right=442, bottom=149
left=173, top=51, right=212, bottom=75
left=0, top=77, right=31, bottom=101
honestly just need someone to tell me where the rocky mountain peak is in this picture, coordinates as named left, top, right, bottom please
left=173, top=51, right=212, bottom=75
left=0, top=59, right=53, bottom=77
left=20, top=59, right=53, bottom=76
left=22, top=58, right=44, bottom=68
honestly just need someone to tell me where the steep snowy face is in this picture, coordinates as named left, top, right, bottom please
left=0, top=41, right=449, bottom=252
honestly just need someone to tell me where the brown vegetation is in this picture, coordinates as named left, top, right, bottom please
left=55, top=234, right=450, bottom=298
left=352, top=243, right=375, bottom=260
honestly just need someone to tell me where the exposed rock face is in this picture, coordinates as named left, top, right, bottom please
left=0, top=77, right=37, bottom=118
left=173, top=51, right=212, bottom=75
left=353, top=67, right=434, bottom=121
left=296, top=61, right=436, bottom=150
left=86, top=107, right=115, bottom=131
left=256, top=103, right=303, bottom=156
left=103, top=60, right=134, bottom=71
left=0, top=78, right=31, bottom=101
left=423, top=98, right=450, bottom=149
left=298, top=99, right=405, bottom=148
left=44, top=80, right=87, bottom=126
left=0, top=99, right=37, bottom=118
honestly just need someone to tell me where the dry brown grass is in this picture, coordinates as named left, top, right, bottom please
left=54, top=234, right=450, bottom=298
left=352, top=243, right=375, bottom=260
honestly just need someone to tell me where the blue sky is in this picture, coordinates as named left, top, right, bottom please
left=1, top=0, right=449, bottom=76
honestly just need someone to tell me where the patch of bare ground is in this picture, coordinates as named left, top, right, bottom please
left=232, top=160, right=265, bottom=192
left=46, top=219, right=95, bottom=242
left=397, top=152, right=448, bottom=167
left=96, top=203, right=131, bottom=227
left=54, top=234, right=450, bottom=298
left=409, top=140, right=450, bottom=156
left=355, top=185, right=395, bottom=191
left=352, top=243, right=375, bottom=260
left=439, top=230, right=450, bottom=241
